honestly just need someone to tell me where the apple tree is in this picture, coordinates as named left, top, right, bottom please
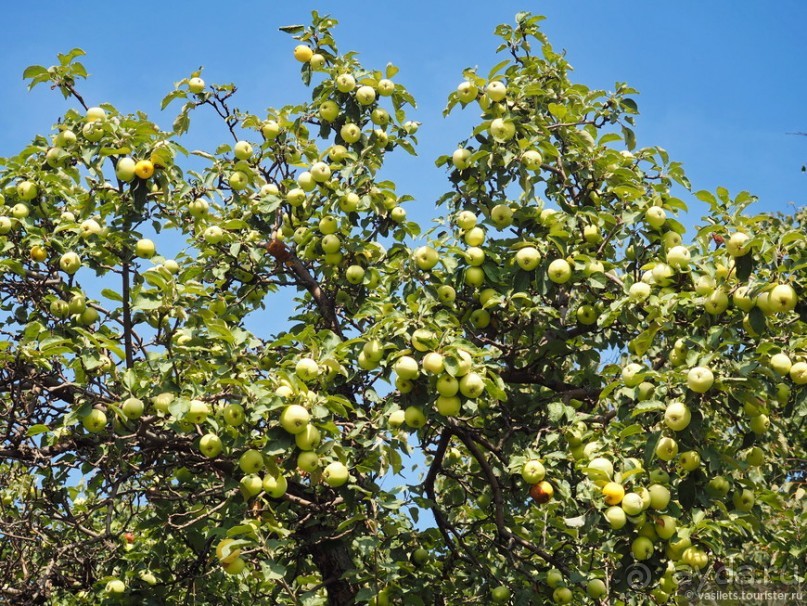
left=0, top=11, right=804, bottom=606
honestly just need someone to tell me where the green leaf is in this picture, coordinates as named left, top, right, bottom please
left=26, top=424, right=50, bottom=437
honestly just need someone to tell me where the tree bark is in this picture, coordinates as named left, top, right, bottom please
left=307, top=535, right=357, bottom=605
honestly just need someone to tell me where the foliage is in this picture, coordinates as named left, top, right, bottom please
left=0, top=11, right=804, bottom=606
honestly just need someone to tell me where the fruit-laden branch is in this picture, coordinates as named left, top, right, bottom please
left=262, top=238, right=344, bottom=339
left=449, top=424, right=569, bottom=574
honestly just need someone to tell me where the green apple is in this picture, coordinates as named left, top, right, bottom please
left=694, top=274, right=716, bottom=295
left=223, top=403, right=245, bottom=426
left=546, top=258, right=572, bottom=284
left=652, top=262, right=674, bottom=286
left=706, top=476, right=730, bottom=498
left=704, top=289, right=729, bottom=315
left=552, top=587, right=573, bottom=604
left=621, top=492, right=645, bottom=516
left=770, top=353, right=792, bottom=376
left=435, top=395, right=461, bottom=416
left=411, top=328, right=437, bottom=352
left=340, top=123, right=361, bottom=143
left=388, top=410, right=406, bottom=429
left=199, top=433, right=222, bottom=458
left=648, top=484, right=671, bottom=510
left=546, top=569, right=564, bottom=588
left=280, top=404, right=310, bottom=434
left=394, top=356, right=419, bottom=380
left=744, top=446, right=764, bottom=467
left=151, top=392, right=174, bottom=414
left=522, top=460, right=546, bottom=484
left=377, top=78, right=394, bottom=95
left=586, top=456, right=614, bottom=480
left=749, top=413, right=769, bottom=435
left=521, top=149, right=543, bottom=170
left=262, top=120, right=281, bottom=139
left=456, top=210, right=477, bottom=230
left=490, top=585, right=511, bottom=603
left=345, top=265, right=365, bottom=285
left=645, top=206, right=666, bottom=229
left=678, top=450, right=701, bottom=472
left=82, top=409, right=107, bottom=433
left=621, top=363, right=644, bottom=387
left=188, top=198, right=209, bottom=217
left=411, top=547, right=430, bottom=566
left=295, top=358, right=319, bottom=382
left=188, top=77, right=205, bottom=93
left=404, top=406, right=426, bottom=428
left=436, top=374, right=459, bottom=397
left=790, top=361, right=807, bottom=385
left=666, top=245, right=691, bottom=269
left=733, top=488, right=755, bottom=512
left=515, top=246, right=541, bottom=271
left=135, top=238, right=156, bottom=259
left=322, top=461, right=350, bottom=487
left=726, top=232, right=751, bottom=257
left=203, top=225, right=225, bottom=244
left=604, top=506, right=627, bottom=529
left=239, top=474, right=263, bottom=498
left=655, top=437, right=678, bottom=461
left=115, top=156, right=137, bottom=181
left=55, top=129, right=77, bottom=146
left=297, top=451, right=320, bottom=472
left=239, top=449, right=264, bottom=474
left=768, top=283, right=797, bottom=313
left=354, top=85, right=376, bottom=105
left=664, top=402, right=691, bottom=431
left=631, top=536, right=654, bottom=560
left=456, top=81, right=478, bottom=103
left=121, top=397, right=144, bottom=420
left=293, top=44, right=313, bottom=62
left=489, top=118, right=515, bottom=141
left=105, top=579, right=125, bottom=594
left=629, top=282, right=651, bottom=301
left=59, top=252, right=81, bottom=274
left=295, top=425, right=321, bottom=450
left=490, top=204, right=513, bottom=228
left=459, top=372, right=485, bottom=399
left=319, top=100, right=339, bottom=122
left=661, top=230, right=682, bottom=249
left=413, top=246, right=439, bottom=270
left=464, top=226, right=485, bottom=246
left=486, top=81, right=507, bottom=101
left=686, top=366, right=714, bottom=393
left=263, top=474, right=288, bottom=498
left=422, top=352, right=445, bottom=375
left=310, top=161, right=331, bottom=183
left=452, top=148, right=472, bottom=170
left=436, top=285, right=456, bottom=304
left=186, top=399, right=210, bottom=424
left=586, top=579, right=607, bottom=600
left=335, top=73, right=356, bottom=92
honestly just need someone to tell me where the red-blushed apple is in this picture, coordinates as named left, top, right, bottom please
left=529, top=480, right=554, bottom=504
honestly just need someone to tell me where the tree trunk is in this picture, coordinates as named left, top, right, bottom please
left=308, top=535, right=357, bottom=605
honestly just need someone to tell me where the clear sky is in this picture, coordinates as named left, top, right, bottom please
left=1, top=1, right=804, bottom=231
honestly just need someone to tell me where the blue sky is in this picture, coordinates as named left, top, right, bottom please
left=1, top=1, right=804, bottom=230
